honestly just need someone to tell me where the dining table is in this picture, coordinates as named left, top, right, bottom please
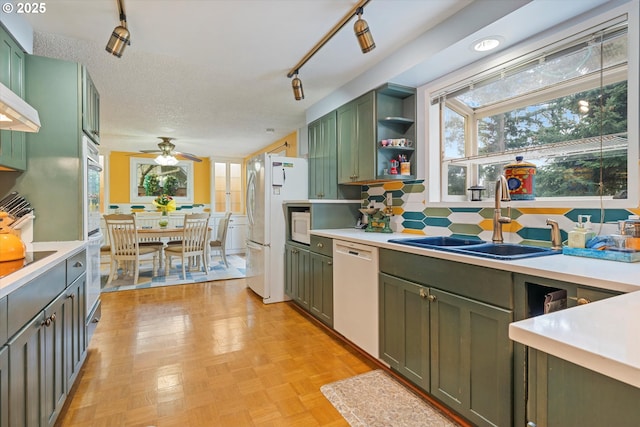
left=136, top=226, right=212, bottom=273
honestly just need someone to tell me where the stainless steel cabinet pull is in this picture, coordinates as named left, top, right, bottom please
left=427, top=294, right=437, bottom=302
left=74, top=261, right=84, bottom=268
left=527, top=422, right=537, bottom=427
left=419, top=288, right=428, bottom=299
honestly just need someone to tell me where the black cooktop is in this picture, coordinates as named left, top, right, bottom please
left=0, top=250, right=57, bottom=279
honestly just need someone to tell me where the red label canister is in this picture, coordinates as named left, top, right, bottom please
left=504, top=156, right=536, bottom=200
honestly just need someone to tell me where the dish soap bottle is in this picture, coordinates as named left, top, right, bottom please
left=568, top=215, right=595, bottom=248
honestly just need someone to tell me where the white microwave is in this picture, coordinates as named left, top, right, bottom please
left=291, top=211, right=311, bottom=244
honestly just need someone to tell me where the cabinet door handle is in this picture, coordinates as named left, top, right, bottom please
left=527, top=422, right=537, bottom=427
left=67, top=293, right=75, bottom=300
left=427, top=294, right=436, bottom=302
left=327, top=261, right=333, bottom=266
left=317, top=243, right=324, bottom=248
left=74, top=261, right=84, bottom=268
left=419, top=288, right=428, bottom=299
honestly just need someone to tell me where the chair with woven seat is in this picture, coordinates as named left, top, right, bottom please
left=164, top=213, right=211, bottom=278
left=210, top=212, right=232, bottom=268
left=104, top=214, right=162, bottom=285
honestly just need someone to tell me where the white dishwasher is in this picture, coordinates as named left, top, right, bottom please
left=333, top=239, right=379, bottom=358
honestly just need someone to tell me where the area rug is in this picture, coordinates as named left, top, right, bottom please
left=321, top=370, right=458, bottom=427
left=100, top=254, right=246, bottom=292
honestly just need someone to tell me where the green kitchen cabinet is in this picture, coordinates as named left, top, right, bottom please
left=65, top=273, right=87, bottom=388
left=337, top=91, right=375, bottom=184
left=375, top=83, right=416, bottom=181
left=82, top=67, right=100, bottom=145
left=527, top=348, right=640, bottom=427
left=430, top=288, right=512, bottom=427
left=16, top=55, right=100, bottom=241
left=285, top=243, right=310, bottom=310
left=379, top=248, right=514, bottom=427
left=379, top=272, right=430, bottom=391
left=0, top=345, right=7, bottom=427
left=309, top=237, right=333, bottom=327
left=0, top=26, right=26, bottom=171
left=308, top=111, right=337, bottom=199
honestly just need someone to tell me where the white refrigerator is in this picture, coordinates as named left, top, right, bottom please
left=246, top=154, right=308, bottom=303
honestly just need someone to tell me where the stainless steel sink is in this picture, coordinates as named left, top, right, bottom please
left=388, top=237, right=561, bottom=260
left=388, top=236, right=483, bottom=248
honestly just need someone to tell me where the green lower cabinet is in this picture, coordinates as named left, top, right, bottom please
left=9, top=291, right=68, bottom=427
left=0, top=346, right=7, bottom=427
left=430, top=288, right=513, bottom=427
left=528, top=348, right=640, bottom=427
left=309, top=252, right=333, bottom=327
left=9, top=312, right=46, bottom=427
left=285, top=244, right=310, bottom=310
left=65, top=274, right=87, bottom=390
left=379, top=273, right=429, bottom=391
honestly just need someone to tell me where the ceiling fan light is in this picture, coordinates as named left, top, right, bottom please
left=155, top=154, right=179, bottom=166
left=106, top=25, right=130, bottom=57
left=292, top=74, right=304, bottom=101
left=354, top=10, right=375, bottom=54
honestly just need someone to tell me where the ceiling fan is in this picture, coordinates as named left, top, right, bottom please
left=139, top=137, right=202, bottom=164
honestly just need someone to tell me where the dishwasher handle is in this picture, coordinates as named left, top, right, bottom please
left=335, top=243, right=374, bottom=261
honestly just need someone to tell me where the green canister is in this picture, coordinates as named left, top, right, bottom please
left=504, top=156, right=536, bottom=200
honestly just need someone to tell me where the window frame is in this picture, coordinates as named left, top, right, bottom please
left=424, top=5, right=638, bottom=208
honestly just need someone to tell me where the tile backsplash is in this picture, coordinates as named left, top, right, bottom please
left=362, top=180, right=640, bottom=247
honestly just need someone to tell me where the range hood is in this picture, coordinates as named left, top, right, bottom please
left=0, top=81, right=40, bottom=132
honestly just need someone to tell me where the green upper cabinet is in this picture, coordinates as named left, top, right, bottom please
left=308, top=111, right=337, bottom=199
left=337, top=91, right=375, bottom=184
left=336, top=83, right=416, bottom=184
left=375, top=83, right=416, bottom=181
left=0, top=26, right=26, bottom=171
left=81, top=67, right=100, bottom=144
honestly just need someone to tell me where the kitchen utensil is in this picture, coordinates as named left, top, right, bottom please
left=0, top=212, right=26, bottom=261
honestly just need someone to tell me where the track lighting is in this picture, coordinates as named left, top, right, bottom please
left=106, top=0, right=130, bottom=58
left=292, top=72, right=304, bottom=101
left=354, top=7, right=375, bottom=53
left=286, top=0, right=373, bottom=99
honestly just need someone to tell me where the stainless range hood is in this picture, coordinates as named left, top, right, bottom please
left=0, top=81, right=40, bottom=132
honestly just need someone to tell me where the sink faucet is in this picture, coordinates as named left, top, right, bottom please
left=492, top=176, right=512, bottom=243
left=546, top=219, right=563, bottom=249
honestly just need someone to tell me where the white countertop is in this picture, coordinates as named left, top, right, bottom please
left=311, top=228, right=640, bottom=388
left=0, top=241, right=87, bottom=299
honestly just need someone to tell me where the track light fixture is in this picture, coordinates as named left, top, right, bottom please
left=106, top=0, right=130, bottom=58
left=354, top=7, right=375, bottom=53
left=292, top=71, right=304, bottom=101
left=286, top=0, right=373, bottom=100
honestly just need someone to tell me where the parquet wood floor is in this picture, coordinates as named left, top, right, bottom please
left=55, top=279, right=377, bottom=427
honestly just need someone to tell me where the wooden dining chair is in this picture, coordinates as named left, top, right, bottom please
left=134, top=212, right=166, bottom=248
left=104, top=214, right=162, bottom=285
left=210, top=212, right=232, bottom=268
left=164, top=213, right=211, bottom=278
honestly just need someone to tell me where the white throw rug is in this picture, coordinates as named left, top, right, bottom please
left=321, top=370, right=459, bottom=427
left=100, top=254, right=245, bottom=292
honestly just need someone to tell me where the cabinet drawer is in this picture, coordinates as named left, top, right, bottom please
left=66, top=249, right=87, bottom=286
left=310, top=235, right=333, bottom=257
left=0, top=296, right=6, bottom=345
left=7, top=262, right=65, bottom=338
left=577, top=287, right=621, bottom=304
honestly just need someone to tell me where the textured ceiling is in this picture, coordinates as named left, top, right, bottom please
left=23, top=0, right=469, bottom=159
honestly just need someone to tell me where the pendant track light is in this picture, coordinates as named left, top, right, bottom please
left=354, top=7, right=375, bottom=53
left=106, top=0, right=131, bottom=58
left=286, top=0, right=374, bottom=100
left=292, top=72, right=304, bottom=101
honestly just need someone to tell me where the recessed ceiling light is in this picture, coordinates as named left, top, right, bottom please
left=472, top=37, right=502, bottom=52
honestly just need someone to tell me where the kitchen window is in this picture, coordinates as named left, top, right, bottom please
left=426, top=12, right=637, bottom=206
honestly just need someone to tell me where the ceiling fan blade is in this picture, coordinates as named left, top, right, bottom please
left=174, top=151, right=202, bottom=162
left=139, top=150, right=163, bottom=153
